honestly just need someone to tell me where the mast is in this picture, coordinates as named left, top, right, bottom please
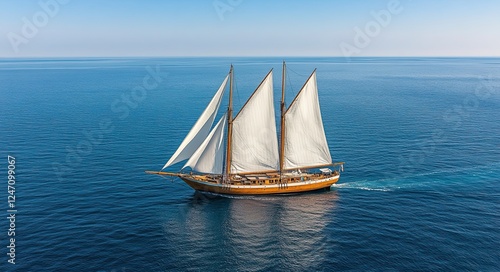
left=225, top=65, right=234, bottom=180
left=279, top=61, right=286, bottom=181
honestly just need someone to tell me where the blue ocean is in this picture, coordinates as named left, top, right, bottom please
left=0, top=57, right=499, bottom=271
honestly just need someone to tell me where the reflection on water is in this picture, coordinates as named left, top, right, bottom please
left=161, top=191, right=339, bottom=271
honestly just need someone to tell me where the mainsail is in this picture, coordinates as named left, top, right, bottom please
left=230, top=70, right=279, bottom=173
left=162, top=75, right=228, bottom=170
left=183, top=114, right=227, bottom=174
left=284, top=71, right=332, bottom=169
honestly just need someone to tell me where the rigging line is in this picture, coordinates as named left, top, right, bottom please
left=159, top=174, right=176, bottom=184
left=286, top=65, right=310, bottom=100
left=286, top=68, right=294, bottom=102
left=159, top=173, right=194, bottom=189
left=287, top=65, right=308, bottom=77
left=233, top=76, right=242, bottom=111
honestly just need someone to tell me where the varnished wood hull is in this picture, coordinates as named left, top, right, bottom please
left=180, top=175, right=340, bottom=195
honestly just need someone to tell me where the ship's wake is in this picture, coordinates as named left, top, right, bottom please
left=332, top=162, right=500, bottom=192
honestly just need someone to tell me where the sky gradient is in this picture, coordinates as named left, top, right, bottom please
left=1, top=0, right=499, bottom=57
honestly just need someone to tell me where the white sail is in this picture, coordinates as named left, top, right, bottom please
left=162, top=75, right=228, bottom=170
left=182, top=114, right=226, bottom=174
left=231, top=70, right=279, bottom=173
left=284, top=71, right=332, bottom=169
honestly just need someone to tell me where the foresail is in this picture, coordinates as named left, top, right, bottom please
left=182, top=114, right=226, bottom=174
left=231, top=70, right=279, bottom=173
left=162, top=75, right=228, bottom=170
left=284, top=71, right=332, bottom=169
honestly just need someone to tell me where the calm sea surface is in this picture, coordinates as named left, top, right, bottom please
left=0, top=57, right=499, bottom=271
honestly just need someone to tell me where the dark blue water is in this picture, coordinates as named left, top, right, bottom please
left=1, top=57, right=499, bottom=271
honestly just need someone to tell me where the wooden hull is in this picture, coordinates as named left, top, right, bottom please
left=180, top=175, right=340, bottom=195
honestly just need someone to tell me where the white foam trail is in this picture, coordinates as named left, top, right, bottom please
left=333, top=162, right=500, bottom=191
left=331, top=182, right=394, bottom=192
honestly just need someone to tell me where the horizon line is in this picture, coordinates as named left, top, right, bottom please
left=1, top=55, right=500, bottom=59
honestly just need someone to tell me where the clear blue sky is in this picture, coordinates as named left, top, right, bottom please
left=1, top=0, right=499, bottom=57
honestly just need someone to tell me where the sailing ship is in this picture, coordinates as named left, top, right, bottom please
left=146, top=62, right=344, bottom=195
